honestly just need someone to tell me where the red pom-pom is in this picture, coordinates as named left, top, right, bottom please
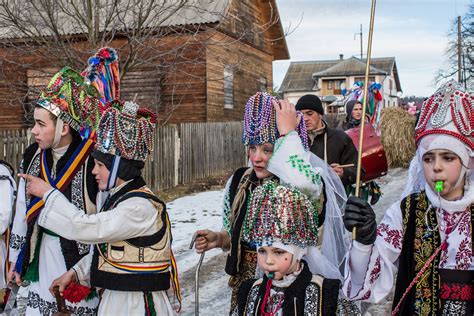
left=62, top=282, right=92, bottom=303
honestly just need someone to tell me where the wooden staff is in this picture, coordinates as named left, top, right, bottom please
left=353, top=0, right=377, bottom=240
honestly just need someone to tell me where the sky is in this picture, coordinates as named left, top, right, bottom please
left=273, top=0, right=471, bottom=97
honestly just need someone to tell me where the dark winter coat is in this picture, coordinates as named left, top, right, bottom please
left=309, top=122, right=360, bottom=187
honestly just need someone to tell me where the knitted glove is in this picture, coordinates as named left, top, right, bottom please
left=344, top=196, right=377, bottom=245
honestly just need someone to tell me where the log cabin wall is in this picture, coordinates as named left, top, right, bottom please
left=206, top=31, right=273, bottom=122
left=0, top=49, right=30, bottom=130
left=0, top=0, right=287, bottom=128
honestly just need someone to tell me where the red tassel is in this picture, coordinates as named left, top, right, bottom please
left=62, top=282, right=92, bottom=303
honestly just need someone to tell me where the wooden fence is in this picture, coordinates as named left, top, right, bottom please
left=1, top=121, right=246, bottom=192
left=0, top=129, right=33, bottom=172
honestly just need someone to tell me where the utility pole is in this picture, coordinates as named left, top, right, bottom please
left=354, top=24, right=363, bottom=59
left=457, top=16, right=462, bottom=83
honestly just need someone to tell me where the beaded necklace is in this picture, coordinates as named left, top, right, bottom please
left=242, top=181, right=319, bottom=248
left=242, top=92, right=310, bottom=150
left=96, top=101, right=155, bottom=161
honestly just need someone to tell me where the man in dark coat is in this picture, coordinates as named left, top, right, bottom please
left=295, top=94, right=360, bottom=187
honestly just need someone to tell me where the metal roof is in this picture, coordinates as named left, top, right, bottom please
left=280, top=57, right=401, bottom=92
left=0, top=0, right=230, bottom=39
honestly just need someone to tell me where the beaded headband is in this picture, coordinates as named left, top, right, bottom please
left=82, top=47, right=120, bottom=111
left=415, top=80, right=473, bottom=150
left=95, top=100, right=156, bottom=162
left=242, top=181, right=319, bottom=248
left=242, top=92, right=309, bottom=149
left=37, top=67, right=101, bottom=135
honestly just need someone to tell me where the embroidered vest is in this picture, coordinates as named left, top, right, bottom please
left=393, top=192, right=474, bottom=315
left=237, top=261, right=340, bottom=315
left=90, top=185, right=172, bottom=292
left=17, top=139, right=97, bottom=276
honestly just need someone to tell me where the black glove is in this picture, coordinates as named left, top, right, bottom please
left=344, top=196, right=377, bottom=245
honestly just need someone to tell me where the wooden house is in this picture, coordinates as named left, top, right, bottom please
left=279, top=55, right=402, bottom=114
left=0, top=0, right=289, bottom=130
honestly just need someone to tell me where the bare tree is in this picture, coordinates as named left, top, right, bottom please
left=436, top=2, right=473, bottom=89
left=0, top=0, right=285, bottom=124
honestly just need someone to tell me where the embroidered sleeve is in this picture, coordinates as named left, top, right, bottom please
left=222, top=176, right=233, bottom=234
left=9, top=178, right=28, bottom=262
left=9, top=233, right=26, bottom=251
left=267, top=132, right=323, bottom=198
left=343, top=201, right=404, bottom=302
left=38, top=191, right=160, bottom=243
left=288, top=154, right=322, bottom=186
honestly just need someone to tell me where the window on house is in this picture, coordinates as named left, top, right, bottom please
left=327, top=80, right=333, bottom=90
left=259, top=77, right=267, bottom=92
left=333, top=80, right=343, bottom=95
left=389, top=79, right=393, bottom=91
left=224, top=65, right=234, bottom=109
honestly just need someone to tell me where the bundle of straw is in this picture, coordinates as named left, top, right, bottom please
left=380, top=107, right=416, bottom=168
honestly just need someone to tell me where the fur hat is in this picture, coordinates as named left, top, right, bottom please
left=295, top=94, right=324, bottom=115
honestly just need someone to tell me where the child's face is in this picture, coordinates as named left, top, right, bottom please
left=422, top=149, right=464, bottom=200
left=248, top=143, right=274, bottom=179
left=31, top=107, right=57, bottom=149
left=257, top=246, right=294, bottom=280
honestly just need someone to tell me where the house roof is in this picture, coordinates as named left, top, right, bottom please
left=0, top=0, right=289, bottom=59
left=280, top=56, right=401, bottom=92
left=0, top=1, right=229, bottom=39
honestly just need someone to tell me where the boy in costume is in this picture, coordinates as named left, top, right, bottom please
left=23, top=100, right=180, bottom=315
left=8, top=67, right=102, bottom=315
left=233, top=182, right=341, bottom=315
left=343, top=80, right=473, bottom=314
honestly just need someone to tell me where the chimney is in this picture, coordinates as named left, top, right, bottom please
left=339, top=54, right=344, bottom=60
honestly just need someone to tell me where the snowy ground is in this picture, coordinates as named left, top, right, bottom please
left=167, top=168, right=409, bottom=315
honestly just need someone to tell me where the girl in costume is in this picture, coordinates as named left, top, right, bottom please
left=194, top=92, right=349, bottom=312
left=342, top=80, right=473, bottom=315
left=23, top=100, right=180, bottom=316
left=232, top=182, right=341, bottom=315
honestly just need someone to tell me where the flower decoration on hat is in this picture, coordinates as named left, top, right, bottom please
left=415, top=79, right=473, bottom=150
left=37, top=66, right=101, bottom=137
left=242, top=181, right=319, bottom=248
left=82, top=47, right=120, bottom=112
left=95, top=100, right=156, bottom=162
left=242, top=92, right=309, bottom=149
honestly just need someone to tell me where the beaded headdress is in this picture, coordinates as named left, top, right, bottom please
left=95, top=100, right=156, bottom=162
left=242, top=92, right=309, bottom=149
left=415, top=79, right=473, bottom=150
left=37, top=67, right=101, bottom=134
left=242, top=181, right=319, bottom=248
left=82, top=47, right=120, bottom=110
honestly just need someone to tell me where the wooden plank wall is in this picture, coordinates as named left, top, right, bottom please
left=206, top=32, right=273, bottom=122
left=1, top=122, right=245, bottom=192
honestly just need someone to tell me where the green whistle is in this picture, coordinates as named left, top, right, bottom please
left=268, top=272, right=274, bottom=279
left=435, top=180, right=443, bottom=193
